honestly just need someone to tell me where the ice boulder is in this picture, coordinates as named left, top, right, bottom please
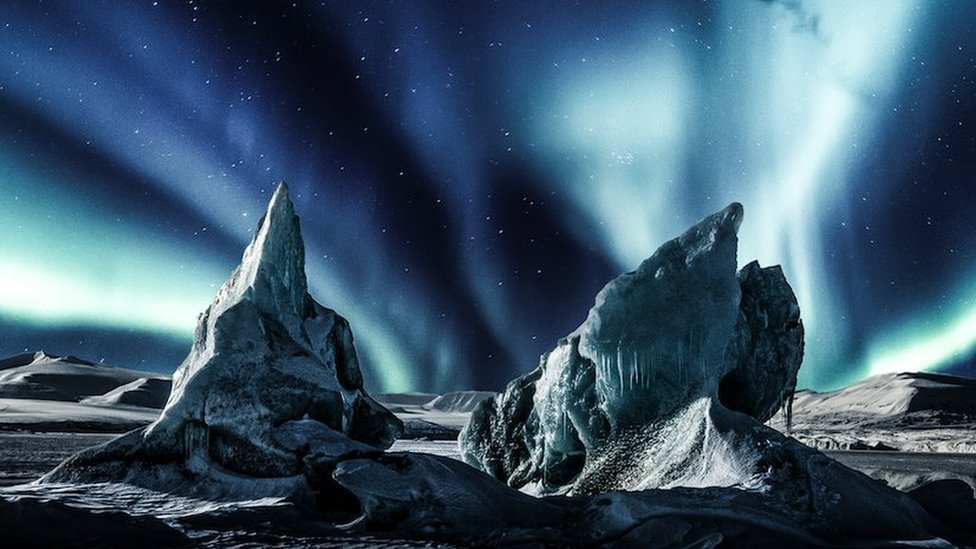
left=43, top=182, right=401, bottom=488
left=459, top=203, right=946, bottom=541
left=460, top=203, right=753, bottom=492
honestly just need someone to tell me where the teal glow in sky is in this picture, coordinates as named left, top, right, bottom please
left=0, top=150, right=226, bottom=336
left=1, top=0, right=975, bottom=391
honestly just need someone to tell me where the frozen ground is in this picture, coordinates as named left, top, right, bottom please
left=1, top=476, right=460, bottom=548
left=4, top=432, right=969, bottom=547
left=375, top=391, right=492, bottom=440
left=826, top=450, right=976, bottom=493
left=388, top=439, right=462, bottom=460
left=0, top=432, right=115, bottom=487
left=2, top=432, right=972, bottom=496
left=0, top=398, right=159, bottom=433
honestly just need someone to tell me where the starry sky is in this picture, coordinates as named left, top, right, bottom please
left=1, top=0, right=975, bottom=393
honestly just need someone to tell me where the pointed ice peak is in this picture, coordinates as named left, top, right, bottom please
left=226, top=182, right=308, bottom=316
left=244, top=182, right=305, bottom=279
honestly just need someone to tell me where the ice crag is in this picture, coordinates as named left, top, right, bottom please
left=459, top=203, right=945, bottom=542
left=43, top=183, right=401, bottom=492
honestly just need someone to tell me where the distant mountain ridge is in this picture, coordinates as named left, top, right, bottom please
left=771, top=371, right=976, bottom=452
left=0, top=351, right=95, bottom=371
left=0, top=351, right=170, bottom=405
left=789, top=372, right=976, bottom=419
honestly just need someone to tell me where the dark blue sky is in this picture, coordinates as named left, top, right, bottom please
left=1, top=1, right=975, bottom=393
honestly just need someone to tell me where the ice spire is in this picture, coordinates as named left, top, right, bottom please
left=209, top=182, right=308, bottom=329
left=47, top=181, right=407, bottom=482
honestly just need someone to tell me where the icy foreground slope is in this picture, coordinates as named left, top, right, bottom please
left=43, top=182, right=401, bottom=486
left=459, top=203, right=947, bottom=540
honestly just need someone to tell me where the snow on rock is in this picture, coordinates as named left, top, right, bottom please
left=42, top=182, right=401, bottom=488
left=0, top=351, right=165, bottom=402
left=459, top=203, right=948, bottom=542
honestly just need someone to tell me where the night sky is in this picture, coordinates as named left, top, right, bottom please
left=1, top=1, right=975, bottom=393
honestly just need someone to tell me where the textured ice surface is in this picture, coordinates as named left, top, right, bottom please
left=43, top=183, right=400, bottom=488
left=460, top=203, right=759, bottom=492
left=459, top=203, right=954, bottom=543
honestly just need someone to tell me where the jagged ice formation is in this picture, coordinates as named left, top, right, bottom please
left=43, top=182, right=401, bottom=490
left=459, top=203, right=946, bottom=541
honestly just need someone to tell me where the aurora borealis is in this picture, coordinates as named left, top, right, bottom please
left=1, top=1, right=974, bottom=393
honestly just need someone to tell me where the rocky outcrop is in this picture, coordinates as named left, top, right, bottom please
left=43, top=183, right=401, bottom=488
left=719, top=260, right=804, bottom=425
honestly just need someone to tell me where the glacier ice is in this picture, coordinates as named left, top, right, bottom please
left=460, top=203, right=752, bottom=492
left=43, top=182, right=401, bottom=488
left=459, top=203, right=947, bottom=541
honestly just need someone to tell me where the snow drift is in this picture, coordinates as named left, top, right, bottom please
left=423, top=391, right=496, bottom=413
left=80, top=378, right=171, bottom=409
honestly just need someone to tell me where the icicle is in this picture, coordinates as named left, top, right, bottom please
left=633, top=349, right=639, bottom=389
left=617, top=343, right=624, bottom=396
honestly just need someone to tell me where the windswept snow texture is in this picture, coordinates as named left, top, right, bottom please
left=43, top=183, right=401, bottom=488
left=459, top=203, right=954, bottom=543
